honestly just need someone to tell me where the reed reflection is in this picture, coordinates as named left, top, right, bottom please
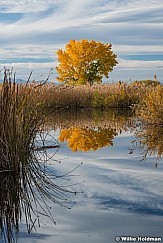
left=48, top=108, right=132, bottom=132
left=131, top=124, right=163, bottom=163
left=0, top=172, right=20, bottom=243
left=0, top=137, right=77, bottom=243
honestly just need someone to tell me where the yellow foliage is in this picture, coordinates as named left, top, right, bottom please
left=56, top=40, right=118, bottom=85
left=58, top=127, right=118, bottom=152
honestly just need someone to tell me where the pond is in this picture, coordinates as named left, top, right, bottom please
left=1, top=109, right=163, bottom=243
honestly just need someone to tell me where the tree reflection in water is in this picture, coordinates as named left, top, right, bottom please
left=55, top=109, right=162, bottom=162
left=59, top=127, right=118, bottom=152
left=48, top=108, right=132, bottom=152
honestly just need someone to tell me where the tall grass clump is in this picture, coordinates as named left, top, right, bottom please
left=42, top=84, right=94, bottom=110
left=131, top=84, right=163, bottom=161
left=0, top=70, right=45, bottom=171
left=0, top=69, right=47, bottom=242
left=136, top=84, right=163, bottom=125
left=91, top=83, right=141, bottom=108
left=0, top=70, right=78, bottom=243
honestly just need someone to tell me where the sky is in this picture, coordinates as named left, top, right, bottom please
left=0, top=0, right=163, bottom=83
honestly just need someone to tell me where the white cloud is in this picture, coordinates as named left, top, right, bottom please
left=112, top=45, right=163, bottom=55
left=117, top=58, right=163, bottom=69
left=0, top=44, right=63, bottom=59
left=0, top=0, right=163, bottom=81
left=0, top=0, right=162, bottom=42
left=0, top=0, right=65, bottom=13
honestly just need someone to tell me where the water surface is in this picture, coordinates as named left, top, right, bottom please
left=1, top=109, right=163, bottom=243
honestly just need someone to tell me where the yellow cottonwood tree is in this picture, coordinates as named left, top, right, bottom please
left=56, top=40, right=118, bottom=85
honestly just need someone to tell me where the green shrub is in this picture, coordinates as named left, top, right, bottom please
left=132, top=80, right=160, bottom=86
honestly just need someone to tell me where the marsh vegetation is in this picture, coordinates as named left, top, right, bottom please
left=0, top=69, right=162, bottom=242
left=0, top=70, right=78, bottom=243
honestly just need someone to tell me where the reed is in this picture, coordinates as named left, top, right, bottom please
left=0, top=70, right=78, bottom=243
left=38, top=82, right=151, bottom=110
left=0, top=69, right=45, bottom=171
left=136, top=84, right=163, bottom=125
left=0, top=69, right=46, bottom=242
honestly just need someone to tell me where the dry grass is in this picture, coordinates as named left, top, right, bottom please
left=36, top=82, right=152, bottom=110
left=0, top=70, right=47, bottom=242
left=16, top=79, right=161, bottom=111
left=0, top=70, right=45, bottom=171
left=136, top=85, right=163, bottom=125
left=0, top=70, right=78, bottom=243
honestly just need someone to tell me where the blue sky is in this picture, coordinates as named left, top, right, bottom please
left=0, top=0, right=163, bottom=83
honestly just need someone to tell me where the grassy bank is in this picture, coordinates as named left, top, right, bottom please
left=30, top=81, right=161, bottom=111
left=0, top=74, right=162, bottom=118
left=41, top=82, right=140, bottom=109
